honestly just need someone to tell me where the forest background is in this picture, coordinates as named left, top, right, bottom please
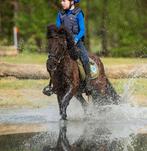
left=0, top=0, right=147, bottom=57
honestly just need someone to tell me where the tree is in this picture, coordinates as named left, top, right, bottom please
left=0, top=0, right=14, bottom=44
left=100, top=0, right=109, bottom=56
left=85, top=0, right=90, bottom=51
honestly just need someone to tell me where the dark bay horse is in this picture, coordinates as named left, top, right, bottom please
left=46, top=25, right=120, bottom=120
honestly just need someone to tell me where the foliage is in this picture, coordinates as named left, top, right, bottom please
left=0, top=0, right=147, bottom=57
left=0, top=52, right=47, bottom=64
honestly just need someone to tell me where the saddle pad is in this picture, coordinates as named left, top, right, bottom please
left=89, top=58, right=99, bottom=79
left=77, top=59, right=86, bottom=80
left=77, top=58, right=99, bottom=81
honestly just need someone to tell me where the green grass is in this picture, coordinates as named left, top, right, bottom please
left=0, top=52, right=47, bottom=64
left=0, top=78, right=147, bottom=108
left=1, top=52, right=147, bottom=65
left=111, top=78, right=147, bottom=96
left=0, top=78, right=48, bottom=90
left=0, top=78, right=147, bottom=97
left=1, top=78, right=146, bottom=95
left=101, top=57, right=147, bottom=66
left=0, top=78, right=49, bottom=108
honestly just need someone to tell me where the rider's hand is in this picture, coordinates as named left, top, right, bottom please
left=74, top=37, right=78, bottom=45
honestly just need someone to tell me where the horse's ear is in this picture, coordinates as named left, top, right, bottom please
left=47, top=24, right=58, bottom=38
left=58, top=26, right=67, bottom=37
left=58, top=26, right=79, bottom=60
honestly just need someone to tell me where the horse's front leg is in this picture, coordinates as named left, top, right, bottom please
left=60, top=86, right=74, bottom=120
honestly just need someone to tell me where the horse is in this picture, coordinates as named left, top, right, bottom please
left=46, top=24, right=120, bottom=120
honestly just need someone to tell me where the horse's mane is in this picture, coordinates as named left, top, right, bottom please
left=47, top=24, right=79, bottom=60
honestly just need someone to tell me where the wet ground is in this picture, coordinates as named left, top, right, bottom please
left=0, top=96, right=147, bottom=151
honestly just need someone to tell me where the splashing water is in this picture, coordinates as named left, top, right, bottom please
left=121, top=64, right=147, bottom=104
left=0, top=65, right=147, bottom=151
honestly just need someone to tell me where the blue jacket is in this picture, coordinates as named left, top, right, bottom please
left=56, top=7, right=85, bottom=44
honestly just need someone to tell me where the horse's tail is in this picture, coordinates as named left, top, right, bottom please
left=89, top=54, right=120, bottom=105
left=105, top=78, right=121, bottom=104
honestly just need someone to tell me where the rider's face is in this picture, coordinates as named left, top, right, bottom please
left=61, top=0, right=73, bottom=10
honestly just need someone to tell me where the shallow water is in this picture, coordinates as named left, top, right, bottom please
left=0, top=98, right=147, bottom=151
left=0, top=72, right=147, bottom=151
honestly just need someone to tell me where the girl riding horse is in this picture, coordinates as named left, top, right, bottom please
left=44, top=25, right=119, bottom=120
left=43, top=0, right=91, bottom=95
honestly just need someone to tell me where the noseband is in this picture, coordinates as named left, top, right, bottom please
left=48, top=38, right=67, bottom=71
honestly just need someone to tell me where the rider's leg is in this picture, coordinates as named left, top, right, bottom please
left=76, top=41, right=91, bottom=91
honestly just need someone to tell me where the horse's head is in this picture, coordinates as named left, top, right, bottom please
left=46, top=24, right=79, bottom=71
left=46, top=25, right=67, bottom=71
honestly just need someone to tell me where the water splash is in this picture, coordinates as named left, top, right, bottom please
left=121, top=64, right=147, bottom=105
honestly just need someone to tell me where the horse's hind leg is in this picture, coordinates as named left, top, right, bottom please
left=75, top=93, right=88, bottom=114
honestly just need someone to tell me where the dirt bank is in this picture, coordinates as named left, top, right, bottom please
left=0, top=46, right=18, bottom=56
left=0, top=62, right=49, bottom=79
left=0, top=62, right=147, bottom=79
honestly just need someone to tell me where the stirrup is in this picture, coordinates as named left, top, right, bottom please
left=42, top=85, right=53, bottom=96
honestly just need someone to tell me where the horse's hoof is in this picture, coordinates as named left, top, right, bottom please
left=60, top=114, right=67, bottom=121
left=60, top=118, right=67, bottom=123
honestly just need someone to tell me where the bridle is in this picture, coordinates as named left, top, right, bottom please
left=47, top=38, right=67, bottom=71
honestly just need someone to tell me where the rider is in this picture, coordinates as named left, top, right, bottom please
left=43, top=0, right=91, bottom=96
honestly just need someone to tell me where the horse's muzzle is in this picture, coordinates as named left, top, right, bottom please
left=47, top=59, right=58, bottom=71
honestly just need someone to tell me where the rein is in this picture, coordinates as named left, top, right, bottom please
left=48, top=50, right=65, bottom=64
left=48, top=37, right=67, bottom=71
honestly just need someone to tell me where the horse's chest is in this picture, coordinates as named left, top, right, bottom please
left=51, top=60, right=72, bottom=88
left=52, top=71, right=67, bottom=85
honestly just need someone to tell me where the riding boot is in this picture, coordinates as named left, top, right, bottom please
left=42, top=84, right=53, bottom=96
left=84, top=63, right=91, bottom=92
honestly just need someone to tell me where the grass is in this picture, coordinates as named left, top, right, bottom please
left=0, top=78, right=147, bottom=108
left=111, top=78, right=147, bottom=106
left=0, top=52, right=47, bottom=64
left=111, top=78, right=147, bottom=96
left=1, top=52, right=147, bottom=65
left=1, top=78, right=146, bottom=95
left=0, top=78, right=47, bottom=90
left=0, top=78, right=49, bottom=108
left=0, top=52, right=147, bottom=107
left=101, top=57, right=147, bottom=66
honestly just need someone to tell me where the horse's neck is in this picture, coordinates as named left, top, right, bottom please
left=61, top=53, right=70, bottom=64
left=52, top=55, right=70, bottom=74
left=52, top=55, right=70, bottom=90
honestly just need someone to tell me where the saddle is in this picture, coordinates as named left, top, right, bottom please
left=77, top=58, right=99, bottom=81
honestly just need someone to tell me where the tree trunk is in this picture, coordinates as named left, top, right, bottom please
left=0, top=11, right=2, bottom=34
left=11, top=0, right=19, bottom=21
left=85, top=0, right=90, bottom=51
left=11, top=0, right=20, bottom=52
left=100, top=0, right=109, bottom=56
